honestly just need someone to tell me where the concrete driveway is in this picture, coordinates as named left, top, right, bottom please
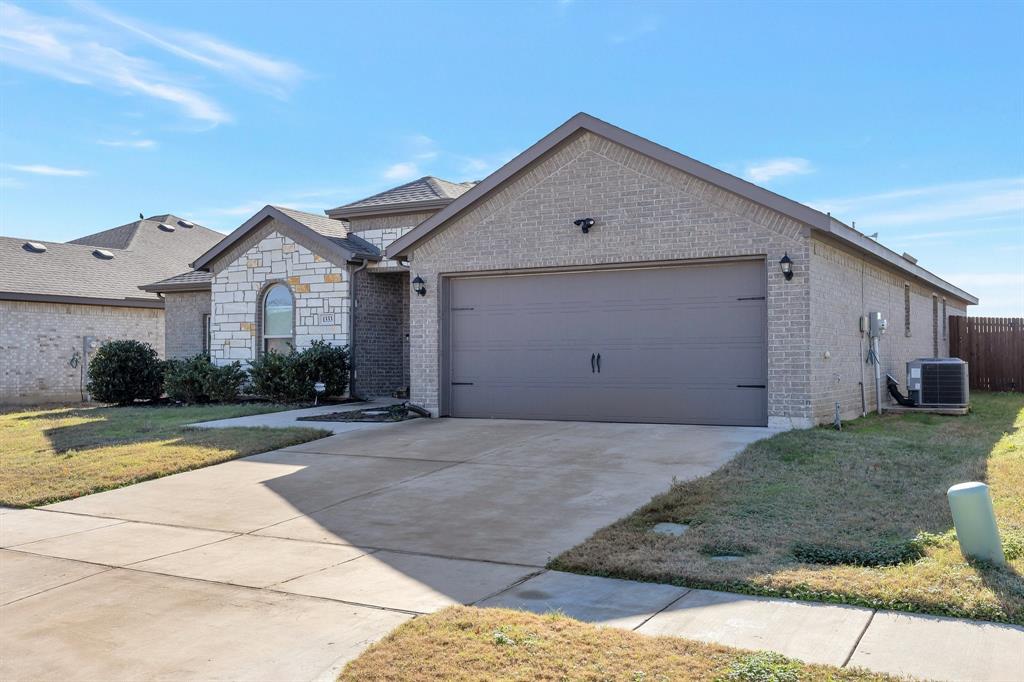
left=1, top=418, right=774, bottom=681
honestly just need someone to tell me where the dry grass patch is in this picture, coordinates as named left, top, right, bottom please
left=0, top=404, right=329, bottom=507
left=552, top=392, right=1024, bottom=624
left=340, top=606, right=892, bottom=682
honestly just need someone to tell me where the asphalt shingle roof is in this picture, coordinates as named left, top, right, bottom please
left=0, top=215, right=223, bottom=305
left=139, top=270, right=214, bottom=292
left=328, top=176, right=476, bottom=213
left=271, top=206, right=381, bottom=260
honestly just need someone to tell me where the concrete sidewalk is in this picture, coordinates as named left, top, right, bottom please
left=480, top=570, right=1024, bottom=681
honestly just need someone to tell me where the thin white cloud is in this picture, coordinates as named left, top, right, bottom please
left=0, top=2, right=230, bottom=124
left=812, top=177, right=1024, bottom=228
left=74, top=0, right=305, bottom=99
left=97, top=138, right=157, bottom=149
left=745, top=157, right=815, bottom=183
left=8, top=164, right=89, bottom=176
left=382, top=162, right=420, bottom=182
left=609, top=17, right=659, bottom=44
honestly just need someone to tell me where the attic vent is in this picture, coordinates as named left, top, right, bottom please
left=23, top=241, right=47, bottom=253
left=158, top=223, right=176, bottom=232
left=93, top=249, right=114, bottom=259
left=901, top=252, right=918, bottom=264
left=178, top=219, right=194, bottom=228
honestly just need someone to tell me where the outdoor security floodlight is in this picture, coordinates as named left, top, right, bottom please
left=412, top=276, right=427, bottom=297
left=779, top=253, right=794, bottom=281
left=574, top=218, right=596, bottom=234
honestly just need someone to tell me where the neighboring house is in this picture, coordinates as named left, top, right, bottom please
left=151, top=113, right=977, bottom=426
left=0, top=216, right=223, bottom=404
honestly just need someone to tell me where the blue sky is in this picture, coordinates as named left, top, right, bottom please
left=1, top=0, right=1021, bottom=315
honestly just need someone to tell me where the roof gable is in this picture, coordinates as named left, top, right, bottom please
left=326, top=176, right=476, bottom=219
left=386, top=113, right=977, bottom=304
left=190, top=205, right=380, bottom=271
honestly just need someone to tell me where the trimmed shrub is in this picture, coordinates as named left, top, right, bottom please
left=164, top=355, right=212, bottom=403
left=295, top=340, right=349, bottom=398
left=205, top=361, right=247, bottom=402
left=86, top=340, right=164, bottom=405
left=247, top=349, right=301, bottom=402
left=248, top=341, right=349, bottom=402
left=164, top=354, right=248, bottom=403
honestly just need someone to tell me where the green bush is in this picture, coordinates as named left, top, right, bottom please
left=164, top=355, right=212, bottom=403
left=247, top=341, right=349, bottom=402
left=164, top=355, right=248, bottom=403
left=86, top=340, right=164, bottom=405
left=205, top=361, right=248, bottom=402
left=295, top=340, right=349, bottom=398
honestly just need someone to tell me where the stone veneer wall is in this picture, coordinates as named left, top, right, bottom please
left=809, top=237, right=969, bottom=422
left=352, top=270, right=409, bottom=397
left=405, top=131, right=812, bottom=427
left=0, top=300, right=164, bottom=404
left=163, top=290, right=210, bottom=359
left=347, top=213, right=433, bottom=270
left=208, top=228, right=350, bottom=364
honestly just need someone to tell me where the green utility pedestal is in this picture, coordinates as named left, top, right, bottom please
left=947, top=482, right=1005, bottom=565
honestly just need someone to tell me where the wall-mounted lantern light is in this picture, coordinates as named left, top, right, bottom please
left=573, top=218, right=596, bottom=234
left=412, top=275, right=427, bottom=297
left=779, top=253, right=794, bottom=281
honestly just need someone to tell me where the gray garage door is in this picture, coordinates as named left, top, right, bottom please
left=445, top=260, right=767, bottom=426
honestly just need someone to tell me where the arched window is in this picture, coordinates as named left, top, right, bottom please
left=262, top=283, right=294, bottom=354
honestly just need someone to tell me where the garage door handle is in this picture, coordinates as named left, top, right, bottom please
left=591, top=353, right=596, bottom=373
left=736, top=384, right=766, bottom=389
left=596, top=353, right=601, bottom=373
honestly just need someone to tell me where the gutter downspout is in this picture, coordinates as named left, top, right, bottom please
left=349, top=259, right=370, bottom=398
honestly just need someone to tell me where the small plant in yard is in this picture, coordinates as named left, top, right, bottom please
left=718, top=652, right=803, bottom=682
left=86, top=339, right=164, bottom=405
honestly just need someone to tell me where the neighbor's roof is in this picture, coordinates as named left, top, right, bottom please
left=0, top=216, right=223, bottom=308
left=387, top=113, right=977, bottom=305
left=190, top=205, right=380, bottom=272
left=326, top=176, right=477, bottom=219
left=139, top=269, right=213, bottom=293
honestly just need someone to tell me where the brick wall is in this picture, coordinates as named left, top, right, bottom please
left=209, top=223, right=350, bottom=365
left=405, top=131, right=812, bottom=426
left=163, top=290, right=210, bottom=359
left=0, top=300, right=164, bottom=404
left=352, top=270, right=409, bottom=397
left=809, top=237, right=970, bottom=421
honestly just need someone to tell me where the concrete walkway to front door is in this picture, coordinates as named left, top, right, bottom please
left=2, top=418, right=1020, bottom=681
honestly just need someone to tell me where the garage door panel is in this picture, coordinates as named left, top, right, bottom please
left=446, top=262, right=767, bottom=426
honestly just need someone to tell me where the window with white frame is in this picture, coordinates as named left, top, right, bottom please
left=262, top=284, right=294, bottom=354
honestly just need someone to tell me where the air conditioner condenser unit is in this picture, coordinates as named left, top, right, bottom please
left=907, top=358, right=969, bottom=407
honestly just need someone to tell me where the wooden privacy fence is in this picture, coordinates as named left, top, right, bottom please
left=949, top=316, right=1024, bottom=392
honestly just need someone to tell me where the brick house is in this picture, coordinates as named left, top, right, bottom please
left=149, top=113, right=976, bottom=426
left=0, top=216, right=223, bottom=404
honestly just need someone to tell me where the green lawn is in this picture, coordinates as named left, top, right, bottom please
left=552, top=392, right=1024, bottom=624
left=340, top=606, right=893, bottom=682
left=0, top=404, right=329, bottom=507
